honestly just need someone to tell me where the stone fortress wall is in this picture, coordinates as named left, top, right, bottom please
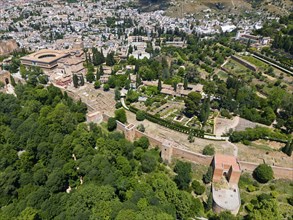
left=97, top=113, right=293, bottom=180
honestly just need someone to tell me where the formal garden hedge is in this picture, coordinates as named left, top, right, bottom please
left=129, top=105, right=204, bottom=138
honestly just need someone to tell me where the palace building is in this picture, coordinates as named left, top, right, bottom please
left=20, top=49, right=70, bottom=70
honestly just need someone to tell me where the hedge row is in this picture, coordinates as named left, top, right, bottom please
left=249, top=50, right=292, bottom=74
left=129, top=106, right=204, bottom=138
left=229, top=126, right=289, bottom=143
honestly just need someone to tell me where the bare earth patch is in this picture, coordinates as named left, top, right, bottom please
left=236, top=142, right=293, bottom=168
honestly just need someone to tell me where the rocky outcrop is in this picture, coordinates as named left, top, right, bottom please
left=0, top=39, right=19, bottom=55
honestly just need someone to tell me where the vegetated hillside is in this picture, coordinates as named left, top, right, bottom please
left=136, top=0, right=292, bottom=16
left=0, top=84, right=204, bottom=219
left=137, top=0, right=170, bottom=11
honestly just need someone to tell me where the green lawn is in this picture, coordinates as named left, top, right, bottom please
left=241, top=55, right=269, bottom=69
left=224, top=59, right=251, bottom=76
left=218, top=70, right=229, bottom=79
left=249, top=142, right=275, bottom=152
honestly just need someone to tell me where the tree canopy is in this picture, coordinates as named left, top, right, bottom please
left=0, top=83, right=207, bottom=220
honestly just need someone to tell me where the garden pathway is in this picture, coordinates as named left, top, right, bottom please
left=120, top=97, right=129, bottom=110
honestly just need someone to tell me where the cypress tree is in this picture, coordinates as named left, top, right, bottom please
left=80, top=75, right=85, bottom=86
left=96, top=68, right=100, bottom=80
left=99, top=65, right=104, bottom=75
left=88, top=53, right=92, bottom=64
left=136, top=74, right=141, bottom=87
left=203, top=166, right=213, bottom=184
left=199, top=97, right=210, bottom=125
left=205, top=192, right=213, bottom=211
left=183, top=77, right=188, bottom=90
left=173, top=82, right=177, bottom=92
left=10, top=75, right=16, bottom=86
left=134, top=64, right=139, bottom=74
left=158, top=78, right=162, bottom=92
left=85, top=52, right=88, bottom=65
left=73, top=74, right=79, bottom=88
left=282, top=140, right=293, bottom=156
left=100, top=49, right=105, bottom=63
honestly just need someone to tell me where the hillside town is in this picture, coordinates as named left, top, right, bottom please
left=0, top=0, right=271, bottom=52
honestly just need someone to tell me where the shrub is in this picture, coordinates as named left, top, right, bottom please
left=202, top=144, right=215, bottom=156
left=229, top=126, right=289, bottom=143
left=242, top=140, right=251, bottom=145
left=136, top=110, right=145, bottom=121
left=287, top=196, right=293, bottom=206
left=137, top=124, right=145, bottom=132
left=107, top=117, right=117, bottom=131
left=0, top=81, right=4, bottom=88
left=188, top=133, right=195, bottom=143
left=270, top=191, right=278, bottom=198
left=141, top=152, right=157, bottom=173
left=253, top=181, right=260, bottom=187
left=247, top=185, right=256, bottom=192
left=245, top=203, right=254, bottom=212
left=103, top=83, right=110, bottom=91
left=239, top=173, right=254, bottom=189
left=134, top=136, right=150, bottom=150
left=174, top=161, right=192, bottom=190
left=205, top=193, right=213, bottom=211
left=220, top=109, right=232, bottom=119
left=94, top=81, right=101, bottom=89
left=115, top=102, right=122, bottom=109
left=115, top=108, right=127, bottom=124
left=203, top=166, right=213, bottom=184
left=192, top=180, right=205, bottom=195
left=257, top=193, right=272, bottom=201
left=133, top=147, right=144, bottom=160
left=126, top=90, right=139, bottom=103
left=253, top=164, right=274, bottom=183
left=214, top=211, right=237, bottom=220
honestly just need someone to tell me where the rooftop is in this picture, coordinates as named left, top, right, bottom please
left=21, top=49, right=69, bottom=63
left=214, top=154, right=240, bottom=172
left=212, top=184, right=241, bottom=211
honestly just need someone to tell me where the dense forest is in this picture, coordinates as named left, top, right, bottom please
left=0, top=84, right=207, bottom=219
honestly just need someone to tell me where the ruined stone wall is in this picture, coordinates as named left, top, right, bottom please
left=172, top=147, right=212, bottom=166
left=231, top=55, right=258, bottom=72
left=135, top=130, right=163, bottom=147
left=0, top=71, right=10, bottom=84
left=102, top=113, right=110, bottom=122
left=213, top=167, right=223, bottom=182
left=86, top=111, right=102, bottom=124
left=116, top=120, right=126, bottom=131
left=271, top=166, right=293, bottom=180
left=228, top=169, right=241, bottom=184
left=239, top=161, right=293, bottom=180
left=98, top=113, right=293, bottom=180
